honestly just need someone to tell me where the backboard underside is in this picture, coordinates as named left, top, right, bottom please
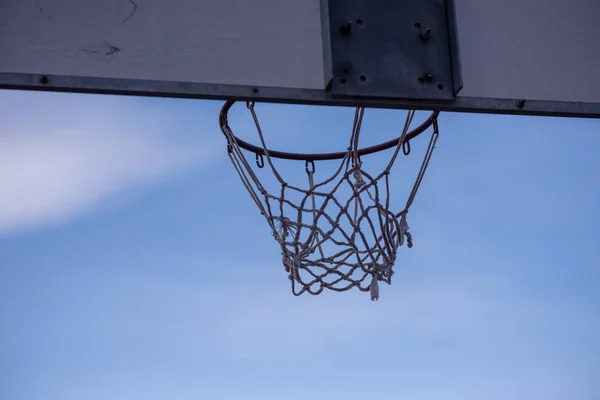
left=1, top=0, right=599, bottom=118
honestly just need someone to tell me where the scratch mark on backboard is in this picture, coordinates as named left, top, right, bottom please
left=121, top=0, right=139, bottom=24
left=103, top=41, right=123, bottom=58
left=79, top=41, right=123, bottom=61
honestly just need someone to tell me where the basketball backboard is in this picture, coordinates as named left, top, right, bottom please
left=1, top=0, right=599, bottom=118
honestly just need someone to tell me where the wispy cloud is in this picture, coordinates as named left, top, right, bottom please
left=214, top=271, right=595, bottom=362
left=0, top=90, right=219, bottom=236
left=11, top=269, right=591, bottom=400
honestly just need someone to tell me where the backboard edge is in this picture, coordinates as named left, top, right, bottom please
left=1, top=72, right=598, bottom=118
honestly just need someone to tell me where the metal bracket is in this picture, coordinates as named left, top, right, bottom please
left=327, top=0, right=461, bottom=100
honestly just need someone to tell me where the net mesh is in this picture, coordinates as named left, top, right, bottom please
left=221, top=103, right=439, bottom=300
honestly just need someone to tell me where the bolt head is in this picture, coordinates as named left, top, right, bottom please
left=340, top=22, right=352, bottom=35
left=419, top=28, right=432, bottom=41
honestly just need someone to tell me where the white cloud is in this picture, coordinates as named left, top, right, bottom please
left=0, top=90, right=220, bottom=236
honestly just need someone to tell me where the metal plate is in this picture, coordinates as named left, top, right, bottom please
left=328, top=0, right=459, bottom=100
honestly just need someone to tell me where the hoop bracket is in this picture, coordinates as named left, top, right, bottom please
left=327, top=0, right=461, bottom=100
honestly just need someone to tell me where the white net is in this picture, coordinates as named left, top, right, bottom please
left=221, top=102, right=439, bottom=300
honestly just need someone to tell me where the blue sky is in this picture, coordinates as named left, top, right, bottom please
left=0, top=88, right=599, bottom=400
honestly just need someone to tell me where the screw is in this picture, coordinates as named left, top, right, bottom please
left=424, top=73, right=433, bottom=83
left=340, top=21, right=352, bottom=35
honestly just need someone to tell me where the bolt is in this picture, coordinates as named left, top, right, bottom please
left=340, top=21, right=352, bottom=35
left=419, top=28, right=432, bottom=42
left=424, top=73, right=434, bottom=83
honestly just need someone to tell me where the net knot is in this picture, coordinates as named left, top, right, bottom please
left=282, top=251, right=300, bottom=282
left=273, top=217, right=295, bottom=241
left=400, top=215, right=413, bottom=248
left=353, top=169, right=366, bottom=188
left=370, top=275, right=380, bottom=301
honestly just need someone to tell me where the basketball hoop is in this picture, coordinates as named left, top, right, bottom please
left=220, top=101, right=439, bottom=300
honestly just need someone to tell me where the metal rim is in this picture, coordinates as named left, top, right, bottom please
left=219, top=100, right=439, bottom=161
